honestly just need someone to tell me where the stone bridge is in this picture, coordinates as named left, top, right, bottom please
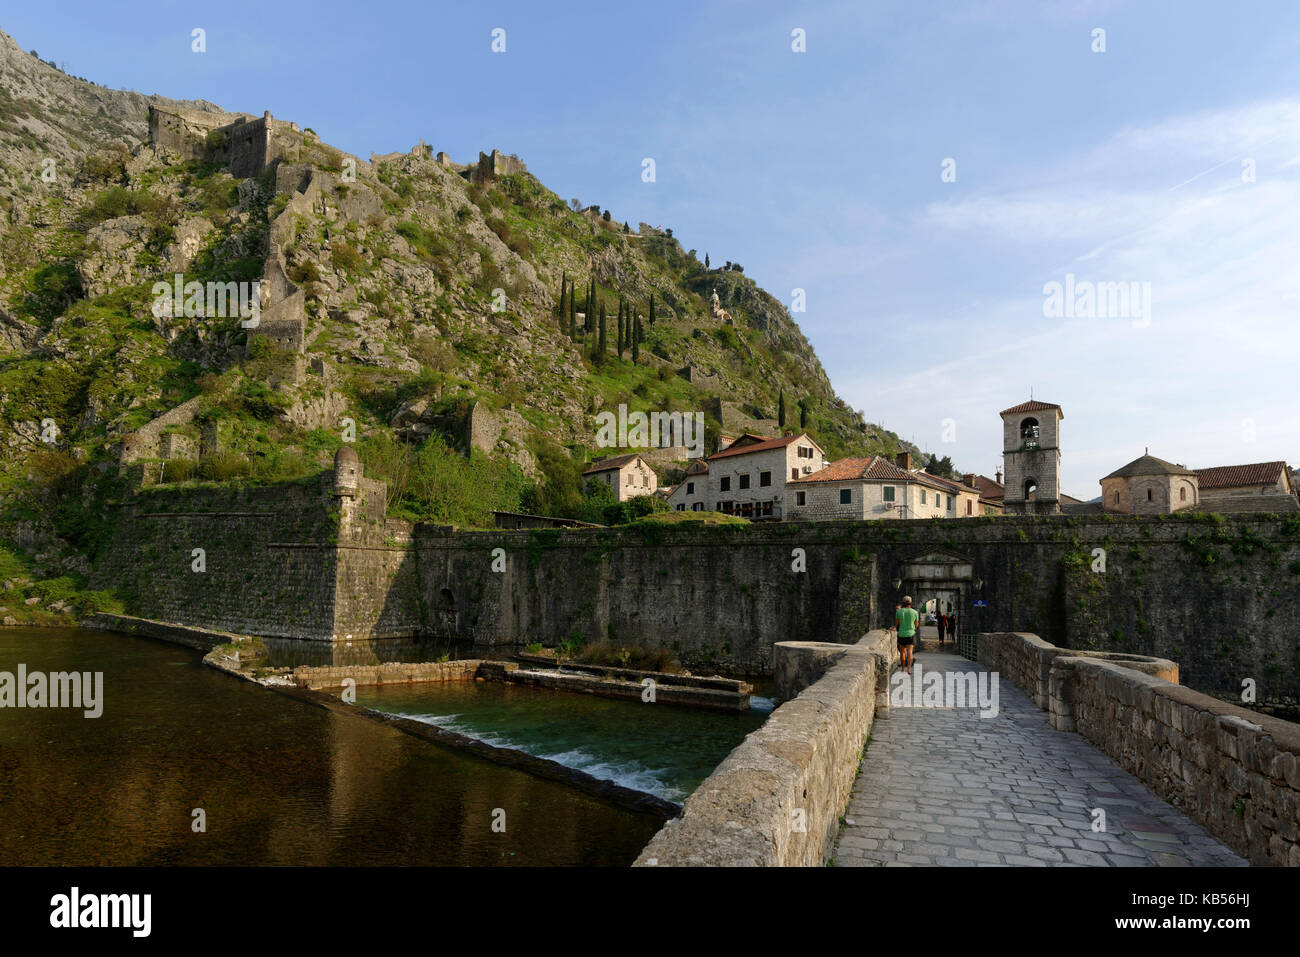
left=637, top=630, right=1298, bottom=868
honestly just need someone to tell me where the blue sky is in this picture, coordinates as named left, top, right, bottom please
left=9, top=0, right=1300, bottom=495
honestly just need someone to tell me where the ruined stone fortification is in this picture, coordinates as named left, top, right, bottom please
left=91, top=470, right=1300, bottom=703
left=148, top=105, right=307, bottom=179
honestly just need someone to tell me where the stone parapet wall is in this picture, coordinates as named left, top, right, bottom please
left=1066, top=658, right=1300, bottom=866
left=981, top=630, right=1298, bottom=867
left=634, top=630, right=897, bottom=866
left=978, top=630, right=1178, bottom=708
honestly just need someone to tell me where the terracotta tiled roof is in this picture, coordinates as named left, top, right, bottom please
left=708, top=433, right=814, bottom=461
left=582, top=453, right=644, bottom=474
left=790, top=456, right=954, bottom=486
left=916, top=472, right=980, bottom=494
left=972, top=474, right=1005, bottom=501
left=1194, top=461, right=1287, bottom=489
left=1000, top=399, right=1063, bottom=417
left=1102, top=454, right=1195, bottom=480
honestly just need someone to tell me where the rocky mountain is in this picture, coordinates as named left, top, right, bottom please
left=0, top=25, right=922, bottom=579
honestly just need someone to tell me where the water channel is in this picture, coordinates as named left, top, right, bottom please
left=0, top=628, right=765, bottom=866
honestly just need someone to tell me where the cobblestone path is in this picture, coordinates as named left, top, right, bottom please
left=832, top=651, right=1247, bottom=867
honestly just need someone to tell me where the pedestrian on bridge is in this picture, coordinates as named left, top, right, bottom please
left=893, top=596, right=918, bottom=674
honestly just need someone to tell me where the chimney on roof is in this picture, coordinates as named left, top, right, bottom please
left=895, top=451, right=912, bottom=470
left=963, top=473, right=976, bottom=488
left=784, top=429, right=793, bottom=437
left=719, top=434, right=735, bottom=450
left=996, top=470, right=1003, bottom=484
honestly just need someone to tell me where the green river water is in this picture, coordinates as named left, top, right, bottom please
left=0, top=628, right=762, bottom=866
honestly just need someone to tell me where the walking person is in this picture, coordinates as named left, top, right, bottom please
left=893, top=596, right=919, bottom=674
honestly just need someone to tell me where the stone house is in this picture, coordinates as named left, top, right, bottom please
left=1098, top=455, right=1299, bottom=515
left=918, top=471, right=986, bottom=518
left=1194, top=461, right=1298, bottom=513
left=969, top=471, right=1005, bottom=514
left=582, top=453, right=657, bottom=502
left=666, top=432, right=825, bottom=519
left=1100, top=452, right=1200, bottom=515
left=786, top=452, right=979, bottom=521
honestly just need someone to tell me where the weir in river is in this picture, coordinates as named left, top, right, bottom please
left=0, top=627, right=765, bottom=866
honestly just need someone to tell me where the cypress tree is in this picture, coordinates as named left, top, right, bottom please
left=799, top=399, right=808, bottom=429
left=705, top=253, right=710, bottom=269
left=779, top=391, right=786, bottom=428
left=632, top=315, right=640, bottom=363
left=617, top=300, right=625, bottom=356
left=558, top=271, right=567, bottom=318
left=596, top=302, right=607, bottom=361
left=648, top=292, right=655, bottom=326
left=569, top=283, right=577, bottom=339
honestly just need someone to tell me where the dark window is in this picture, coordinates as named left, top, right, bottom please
left=1147, top=488, right=1153, bottom=501
left=796, top=491, right=807, bottom=506
left=739, top=474, right=750, bottom=490
left=760, top=471, right=771, bottom=487
left=676, top=504, right=685, bottom=511
left=966, top=500, right=972, bottom=515
left=791, top=468, right=798, bottom=480
left=761, top=502, right=773, bottom=517
left=686, top=482, right=694, bottom=494
left=720, top=476, right=731, bottom=492
left=883, top=486, right=895, bottom=502
left=840, top=488, right=852, bottom=505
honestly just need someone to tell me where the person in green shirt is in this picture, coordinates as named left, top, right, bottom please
left=893, top=596, right=919, bottom=674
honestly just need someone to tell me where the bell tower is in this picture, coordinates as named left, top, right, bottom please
left=1000, top=400, right=1063, bottom=515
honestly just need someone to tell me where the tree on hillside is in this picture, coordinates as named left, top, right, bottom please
left=648, top=292, right=655, bottom=326
left=557, top=274, right=567, bottom=322
left=632, top=315, right=641, bottom=363
left=925, top=454, right=956, bottom=479
left=595, top=303, right=607, bottom=362
left=705, top=253, right=710, bottom=269
left=602, top=209, right=611, bottom=222
left=778, top=390, right=786, bottom=428
left=617, top=300, right=626, bottom=357
left=799, top=399, right=808, bottom=430
left=568, top=284, right=577, bottom=339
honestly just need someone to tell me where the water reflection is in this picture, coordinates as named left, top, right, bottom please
left=0, top=628, right=661, bottom=866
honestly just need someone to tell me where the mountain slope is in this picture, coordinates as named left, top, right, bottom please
left=0, top=25, right=925, bottom=603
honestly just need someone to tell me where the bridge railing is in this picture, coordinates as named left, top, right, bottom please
left=955, top=632, right=978, bottom=661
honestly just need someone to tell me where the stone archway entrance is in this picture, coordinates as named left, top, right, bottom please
left=895, top=551, right=975, bottom=645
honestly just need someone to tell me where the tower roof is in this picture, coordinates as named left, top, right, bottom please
left=1001, top=400, right=1062, bottom=417
left=1102, top=454, right=1195, bottom=480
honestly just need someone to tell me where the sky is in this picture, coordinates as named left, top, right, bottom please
left=7, top=0, right=1300, bottom=497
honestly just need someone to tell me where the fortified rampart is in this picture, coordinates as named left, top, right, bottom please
left=90, top=470, right=1300, bottom=703
left=148, top=105, right=306, bottom=178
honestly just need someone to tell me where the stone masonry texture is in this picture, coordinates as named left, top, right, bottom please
left=833, top=649, right=1248, bottom=868
left=91, top=475, right=1300, bottom=705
